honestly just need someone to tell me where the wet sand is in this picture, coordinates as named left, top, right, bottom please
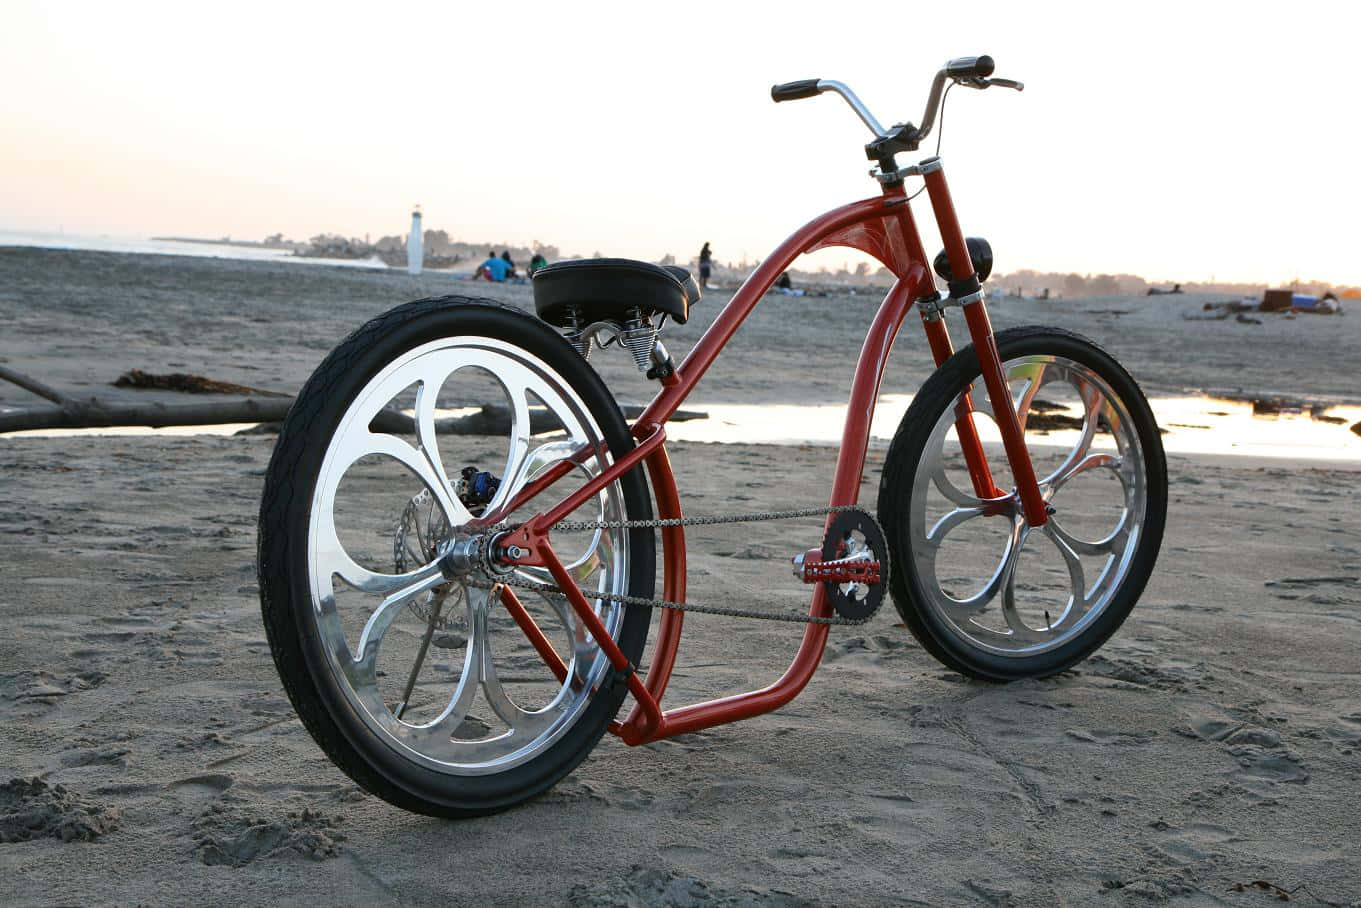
left=2, top=248, right=1360, bottom=905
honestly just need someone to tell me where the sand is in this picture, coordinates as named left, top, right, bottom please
left=2, top=247, right=1360, bottom=906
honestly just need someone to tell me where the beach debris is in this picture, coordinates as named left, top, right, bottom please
left=113, top=369, right=288, bottom=397
left=1, top=363, right=291, bottom=433
left=1188, top=289, right=1345, bottom=322
left=1183, top=299, right=1257, bottom=321
left=0, top=777, right=121, bottom=843
left=1261, top=289, right=1295, bottom=312
left=1309, top=404, right=1346, bottom=425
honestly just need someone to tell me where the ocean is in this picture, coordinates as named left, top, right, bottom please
left=0, top=229, right=389, bottom=269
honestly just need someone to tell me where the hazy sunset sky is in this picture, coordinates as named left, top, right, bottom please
left=3, top=1, right=1358, bottom=285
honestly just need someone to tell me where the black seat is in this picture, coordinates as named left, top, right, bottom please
left=532, top=258, right=701, bottom=328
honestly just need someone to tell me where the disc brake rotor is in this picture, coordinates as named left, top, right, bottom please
left=393, top=488, right=465, bottom=633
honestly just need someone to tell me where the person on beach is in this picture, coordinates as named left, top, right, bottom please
left=472, top=251, right=513, bottom=282
left=500, top=250, right=519, bottom=279
left=772, top=271, right=805, bottom=296
left=528, top=252, right=548, bottom=276
left=698, top=242, right=713, bottom=289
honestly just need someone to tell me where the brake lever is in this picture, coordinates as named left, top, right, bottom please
left=955, top=76, right=1025, bottom=92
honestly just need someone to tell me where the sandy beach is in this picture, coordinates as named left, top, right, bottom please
left=2, top=247, right=1360, bottom=906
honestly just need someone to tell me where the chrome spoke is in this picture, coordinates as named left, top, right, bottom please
left=475, top=595, right=562, bottom=736
left=1012, top=366, right=1046, bottom=434
left=1046, top=452, right=1121, bottom=495
left=999, top=576, right=1040, bottom=641
left=932, top=463, right=988, bottom=507
left=938, top=516, right=1024, bottom=617
left=926, top=505, right=986, bottom=547
left=398, top=614, right=482, bottom=742
left=998, top=531, right=1044, bottom=642
left=361, top=431, right=469, bottom=528
left=1040, top=522, right=1088, bottom=629
left=354, top=565, right=450, bottom=661
left=1046, top=378, right=1104, bottom=483
left=1049, top=512, right=1130, bottom=559
left=492, top=385, right=535, bottom=517
left=410, top=373, right=468, bottom=522
left=489, top=438, right=579, bottom=518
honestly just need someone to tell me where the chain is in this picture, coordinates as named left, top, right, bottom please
left=467, top=573, right=872, bottom=625
left=551, top=504, right=866, bottom=534
left=470, top=504, right=882, bottom=626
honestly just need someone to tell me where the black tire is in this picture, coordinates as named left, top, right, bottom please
left=877, top=327, right=1167, bottom=680
left=257, top=296, right=654, bottom=817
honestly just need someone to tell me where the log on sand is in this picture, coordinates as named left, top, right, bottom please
left=0, top=367, right=705, bottom=435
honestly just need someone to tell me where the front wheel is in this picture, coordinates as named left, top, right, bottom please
left=878, top=327, right=1167, bottom=680
left=257, top=297, right=655, bottom=817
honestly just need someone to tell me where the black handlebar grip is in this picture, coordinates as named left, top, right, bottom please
left=944, top=55, right=995, bottom=79
left=771, top=79, right=822, bottom=102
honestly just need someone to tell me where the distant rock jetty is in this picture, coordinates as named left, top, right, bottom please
left=150, top=234, right=304, bottom=252
left=296, top=231, right=559, bottom=271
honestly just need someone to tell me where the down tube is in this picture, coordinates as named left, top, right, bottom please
left=645, top=271, right=927, bottom=741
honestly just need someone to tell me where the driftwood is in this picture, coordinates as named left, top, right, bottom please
left=0, top=366, right=706, bottom=435
left=248, top=403, right=706, bottom=437
left=0, top=394, right=296, bottom=433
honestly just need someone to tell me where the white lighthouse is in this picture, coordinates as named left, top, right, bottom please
left=407, top=204, right=423, bottom=275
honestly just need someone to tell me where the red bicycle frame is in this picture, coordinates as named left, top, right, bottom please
left=494, top=162, right=1047, bottom=745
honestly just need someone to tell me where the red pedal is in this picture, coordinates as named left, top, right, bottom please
left=794, top=551, right=881, bottom=586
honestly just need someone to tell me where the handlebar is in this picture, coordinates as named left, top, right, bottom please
left=771, top=79, right=822, bottom=102
left=771, top=55, right=1022, bottom=156
left=944, top=55, right=994, bottom=80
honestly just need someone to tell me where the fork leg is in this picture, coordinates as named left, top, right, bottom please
left=919, top=308, right=1005, bottom=500
left=922, top=161, right=1048, bottom=527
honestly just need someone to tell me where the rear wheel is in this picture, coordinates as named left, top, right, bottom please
left=257, top=297, right=654, bottom=817
left=878, top=327, right=1166, bottom=679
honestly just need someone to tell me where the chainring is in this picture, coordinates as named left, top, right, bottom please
left=820, top=509, right=888, bottom=620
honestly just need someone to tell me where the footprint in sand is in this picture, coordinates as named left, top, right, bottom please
left=192, top=797, right=346, bottom=866
left=1065, top=728, right=1157, bottom=746
left=822, top=633, right=910, bottom=664
left=568, top=865, right=820, bottom=908
left=546, top=778, right=655, bottom=810
left=1173, top=711, right=1310, bottom=784
left=0, top=669, right=108, bottom=718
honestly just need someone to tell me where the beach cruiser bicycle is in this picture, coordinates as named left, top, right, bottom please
left=257, top=56, right=1168, bottom=817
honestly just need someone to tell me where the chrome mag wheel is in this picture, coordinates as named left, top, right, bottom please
left=879, top=327, right=1166, bottom=679
left=258, top=299, right=654, bottom=816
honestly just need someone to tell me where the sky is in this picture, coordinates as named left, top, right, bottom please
left=2, top=0, right=1359, bottom=286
